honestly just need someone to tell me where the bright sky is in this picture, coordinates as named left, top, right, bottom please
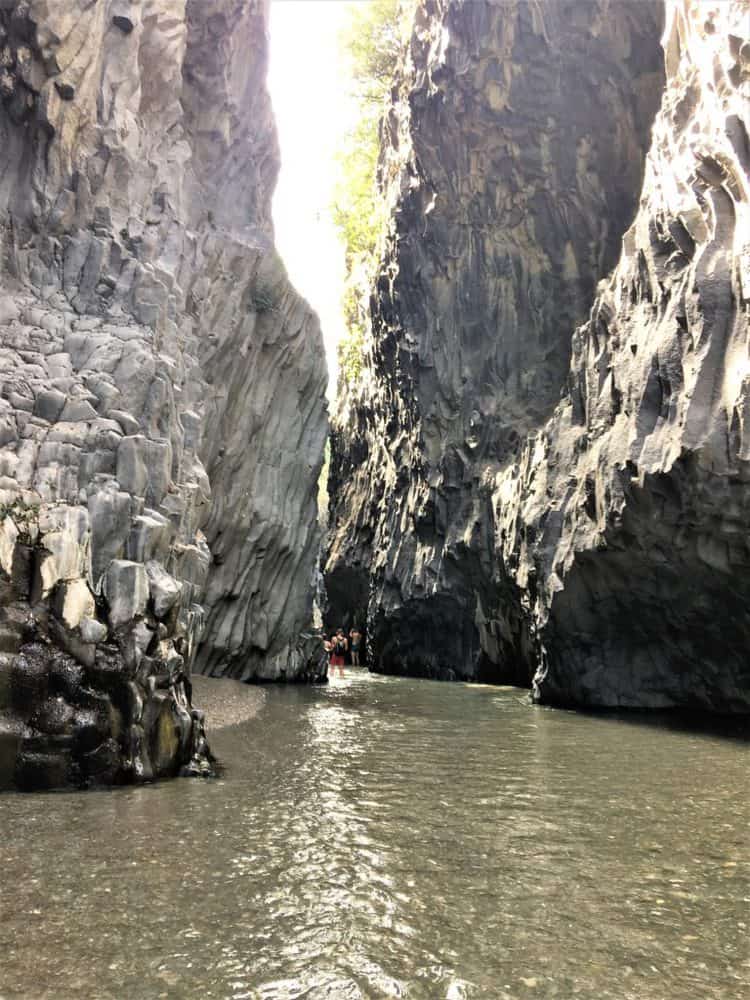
left=268, top=0, right=358, bottom=399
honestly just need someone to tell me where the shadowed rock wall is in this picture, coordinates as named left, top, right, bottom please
left=499, top=0, right=750, bottom=710
left=0, top=0, right=327, bottom=789
left=327, top=0, right=664, bottom=681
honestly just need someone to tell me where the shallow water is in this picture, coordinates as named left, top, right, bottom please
left=1, top=670, right=749, bottom=999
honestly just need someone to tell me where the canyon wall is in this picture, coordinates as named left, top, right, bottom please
left=329, top=0, right=750, bottom=710
left=0, top=0, right=327, bottom=789
left=501, top=0, right=750, bottom=710
left=327, top=0, right=665, bottom=680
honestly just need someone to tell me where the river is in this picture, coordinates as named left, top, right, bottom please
left=1, top=670, right=748, bottom=999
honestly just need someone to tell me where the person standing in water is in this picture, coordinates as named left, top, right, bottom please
left=349, top=626, right=363, bottom=666
left=329, top=628, right=347, bottom=678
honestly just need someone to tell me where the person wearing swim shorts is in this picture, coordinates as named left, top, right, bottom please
left=329, top=628, right=347, bottom=678
left=349, top=626, right=362, bottom=666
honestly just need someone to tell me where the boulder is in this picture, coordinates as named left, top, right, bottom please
left=145, top=560, right=182, bottom=619
left=54, top=578, right=95, bottom=630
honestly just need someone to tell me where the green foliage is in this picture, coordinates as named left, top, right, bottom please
left=333, top=0, right=409, bottom=391
left=336, top=274, right=366, bottom=390
left=0, top=496, right=40, bottom=544
left=249, top=289, right=278, bottom=314
left=342, top=0, right=405, bottom=105
left=338, top=326, right=365, bottom=388
left=0, top=497, right=39, bottom=522
left=332, top=114, right=382, bottom=271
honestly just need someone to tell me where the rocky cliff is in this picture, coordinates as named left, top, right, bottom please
left=0, top=0, right=327, bottom=790
left=501, top=0, right=750, bottom=711
left=327, top=0, right=665, bottom=680
left=330, top=0, right=750, bottom=710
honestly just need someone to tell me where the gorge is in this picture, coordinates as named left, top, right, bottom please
left=1, top=1, right=750, bottom=997
left=0, top=0, right=747, bottom=788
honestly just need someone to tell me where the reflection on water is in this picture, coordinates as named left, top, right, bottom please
left=1, top=671, right=749, bottom=999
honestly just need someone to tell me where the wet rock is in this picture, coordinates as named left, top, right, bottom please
left=30, top=695, right=75, bottom=736
left=10, top=645, right=49, bottom=712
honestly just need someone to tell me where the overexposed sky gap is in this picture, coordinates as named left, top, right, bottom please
left=268, top=0, right=360, bottom=399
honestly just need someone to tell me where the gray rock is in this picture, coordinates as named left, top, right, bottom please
left=108, top=409, right=140, bottom=435
left=89, top=485, right=133, bottom=586
left=103, top=560, right=149, bottom=628
left=126, top=511, right=171, bottom=563
left=145, top=560, right=182, bottom=619
left=116, top=435, right=149, bottom=497
left=79, top=617, right=107, bottom=644
left=327, top=0, right=665, bottom=682
left=0, top=0, right=326, bottom=789
left=329, top=0, right=750, bottom=714
left=58, top=398, right=98, bottom=423
left=33, top=388, right=66, bottom=423
left=53, top=578, right=95, bottom=630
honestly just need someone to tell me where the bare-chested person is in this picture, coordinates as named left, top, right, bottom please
left=349, top=626, right=363, bottom=666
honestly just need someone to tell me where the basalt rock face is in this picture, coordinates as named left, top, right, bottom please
left=500, top=1, right=750, bottom=710
left=0, top=0, right=327, bottom=789
left=327, top=0, right=665, bottom=680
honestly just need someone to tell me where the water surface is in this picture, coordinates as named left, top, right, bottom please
left=1, top=671, right=749, bottom=998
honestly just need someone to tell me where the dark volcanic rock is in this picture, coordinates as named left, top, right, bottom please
left=327, top=0, right=665, bottom=681
left=0, top=0, right=327, bottom=789
left=500, top=1, right=750, bottom=710
left=331, top=0, right=750, bottom=712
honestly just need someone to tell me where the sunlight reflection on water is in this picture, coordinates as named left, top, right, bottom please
left=1, top=670, right=749, bottom=998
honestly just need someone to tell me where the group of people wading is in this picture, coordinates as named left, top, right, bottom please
left=323, top=626, right=362, bottom=678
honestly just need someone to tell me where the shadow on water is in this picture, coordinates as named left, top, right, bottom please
left=543, top=702, right=750, bottom=745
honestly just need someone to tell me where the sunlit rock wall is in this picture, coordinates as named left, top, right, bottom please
left=500, top=1, right=750, bottom=710
left=0, top=0, right=327, bottom=789
left=327, top=0, right=664, bottom=680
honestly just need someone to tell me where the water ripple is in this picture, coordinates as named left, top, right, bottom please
left=1, top=671, right=749, bottom=998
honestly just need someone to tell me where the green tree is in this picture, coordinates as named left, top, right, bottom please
left=332, top=0, right=409, bottom=391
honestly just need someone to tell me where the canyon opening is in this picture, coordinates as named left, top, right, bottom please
left=1, top=1, right=749, bottom=998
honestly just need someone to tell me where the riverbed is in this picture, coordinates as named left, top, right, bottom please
left=1, top=670, right=748, bottom=999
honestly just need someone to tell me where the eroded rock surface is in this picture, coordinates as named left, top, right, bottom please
left=0, top=0, right=327, bottom=789
left=500, top=1, right=750, bottom=710
left=330, top=0, right=750, bottom=711
left=327, top=0, right=664, bottom=681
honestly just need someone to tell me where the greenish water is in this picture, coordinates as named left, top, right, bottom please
left=1, top=671, right=749, bottom=999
